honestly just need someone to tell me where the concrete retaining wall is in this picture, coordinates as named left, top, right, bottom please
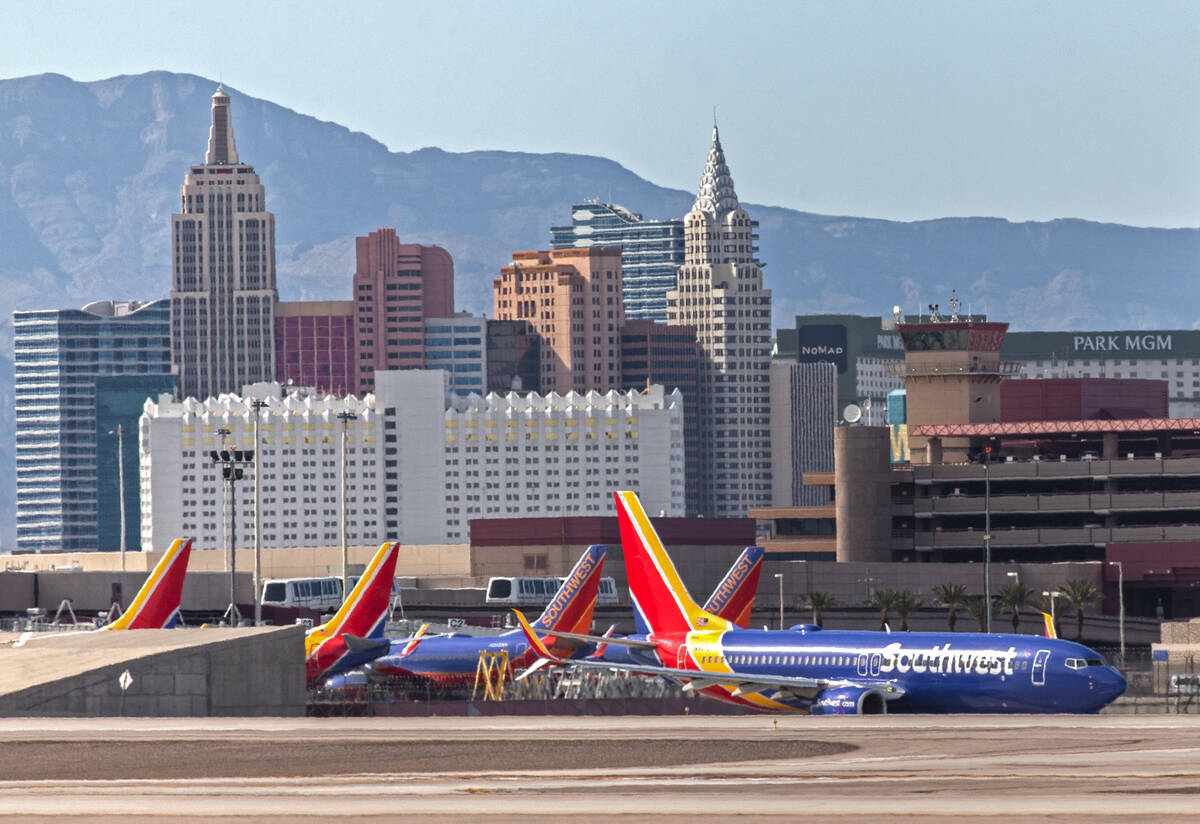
left=0, top=626, right=305, bottom=717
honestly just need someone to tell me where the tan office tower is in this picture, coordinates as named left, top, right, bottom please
left=493, top=247, right=624, bottom=394
left=666, top=125, right=772, bottom=517
left=170, top=85, right=277, bottom=401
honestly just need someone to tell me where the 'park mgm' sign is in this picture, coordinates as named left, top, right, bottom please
left=1073, top=334, right=1173, bottom=353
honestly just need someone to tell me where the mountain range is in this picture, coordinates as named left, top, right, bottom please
left=1, top=70, right=1197, bottom=548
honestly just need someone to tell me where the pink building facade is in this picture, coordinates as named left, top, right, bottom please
left=353, top=229, right=455, bottom=394
left=275, top=300, right=355, bottom=395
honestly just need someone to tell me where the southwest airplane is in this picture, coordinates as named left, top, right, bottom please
left=362, top=544, right=608, bottom=690
left=518, top=491, right=1127, bottom=714
left=12, top=538, right=194, bottom=646
left=304, top=541, right=400, bottom=685
left=594, top=544, right=764, bottom=666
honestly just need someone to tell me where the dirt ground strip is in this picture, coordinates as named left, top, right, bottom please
left=0, top=736, right=853, bottom=781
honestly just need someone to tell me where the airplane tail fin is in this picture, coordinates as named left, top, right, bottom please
left=319, top=542, right=399, bottom=640
left=1041, top=611, right=1058, bottom=639
left=103, top=538, right=193, bottom=631
left=614, top=491, right=726, bottom=636
left=533, top=544, right=606, bottom=635
left=702, top=546, right=765, bottom=628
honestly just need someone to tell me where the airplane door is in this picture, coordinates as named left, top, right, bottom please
left=856, top=654, right=869, bottom=677
left=869, top=653, right=882, bottom=677
left=677, top=645, right=690, bottom=669
left=1031, top=649, right=1051, bottom=686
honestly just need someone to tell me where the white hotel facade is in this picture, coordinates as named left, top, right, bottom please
left=139, top=370, right=685, bottom=550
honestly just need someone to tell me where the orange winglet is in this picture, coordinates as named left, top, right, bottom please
left=512, top=609, right=561, bottom=662
left=400, top=623, right=430, bottom=657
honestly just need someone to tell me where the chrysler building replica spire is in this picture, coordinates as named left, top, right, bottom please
left=170, top=85, right=277, bottom=401
left=667, top=123, right=772, bottom=516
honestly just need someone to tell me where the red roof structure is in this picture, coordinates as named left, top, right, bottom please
left=909, top=418, right=1200, bottom=437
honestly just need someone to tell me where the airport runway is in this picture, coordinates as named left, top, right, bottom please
left=1, top=715, right=1198, bottom=820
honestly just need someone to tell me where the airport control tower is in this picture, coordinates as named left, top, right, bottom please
left=888, top=302, right=1018, bottom=464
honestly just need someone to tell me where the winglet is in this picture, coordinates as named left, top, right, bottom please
left=102, top=538, right=193, bottom=630
left=1041, top=611, right=1058, bottom=639
left=399, top=623, right=429, bottom=657
left=513, top=609, right=562, bottom=663
left=589, top=623, right=618, bottom=659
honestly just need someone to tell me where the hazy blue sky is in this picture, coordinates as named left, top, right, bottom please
left=4, top=0, right=1197, bottom=227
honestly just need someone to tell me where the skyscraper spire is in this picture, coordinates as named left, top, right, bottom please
left=692, top=122, right=740, bottom=218
left=205, top=84, right=239, bottom=166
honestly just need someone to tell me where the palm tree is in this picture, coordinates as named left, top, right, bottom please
left=870, top=588, right=900, bottom=631
left=894, top=589, right=924, bottom=631
left=931, top=583, right=969, bottom=632
left=996, top=580, right=1036, bottom=633
left=1060, top=579, right=1101, bottom=641
left=964, top=595, right=991, bottom=632
left=804, top=591, right=836, bottom=628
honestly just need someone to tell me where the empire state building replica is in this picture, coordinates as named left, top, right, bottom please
left=667, top=124, right=773, bottom=517
left=170, top=85, right=277, bottom=401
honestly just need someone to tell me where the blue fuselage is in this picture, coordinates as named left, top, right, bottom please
left=687, top=628, right=1126, bottom=713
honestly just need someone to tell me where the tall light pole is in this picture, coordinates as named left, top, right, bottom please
left=110, top=424, right=127, bottom=571
left=250, top=398, right=268, bottom=626
left=774, top=573, right=784, bottom=630
left=983, top=445, right=993, bottom=633
left=1109, top=560, right=1125, bottom=665
left=210, top=429, right=252, bottom=626
left=337, top=410, right=358, bottom=601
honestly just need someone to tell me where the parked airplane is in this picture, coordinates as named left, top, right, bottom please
left=11, top=538, right=194, bottom=646
left=362, top=544, right=607, bottom=690
left=517, top=491, right=1127, bottom=714
left=304, top=541, right=400, bottom=685
left=595, top=545, right=764, bottom=667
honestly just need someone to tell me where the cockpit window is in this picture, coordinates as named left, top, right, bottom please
left=1065, top=657, right=1107, bottom=669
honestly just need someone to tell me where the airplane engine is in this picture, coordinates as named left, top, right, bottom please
left=810, top=685, right=888, bottom=715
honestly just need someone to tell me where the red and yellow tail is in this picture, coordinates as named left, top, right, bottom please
left=102, top=538, right=193, bottom=631
left=533, top=544, right=606, bottom=636
left=304, top=542, right=399, bottom=682
left=317, top=542, right=399, bottom=641
left=702, top=546, right=765, bottom=629
left=615, top=491, right=728, bottom=637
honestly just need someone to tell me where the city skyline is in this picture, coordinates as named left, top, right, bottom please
left=3, top=0, right=1196, bottom=228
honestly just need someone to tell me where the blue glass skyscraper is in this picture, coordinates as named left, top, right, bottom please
left=13, top=299, right=171, bottom=552
left=550, top=201, right=684, bottom=322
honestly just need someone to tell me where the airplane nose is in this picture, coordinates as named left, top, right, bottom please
left=1098, top=667, right=1128, bottom=703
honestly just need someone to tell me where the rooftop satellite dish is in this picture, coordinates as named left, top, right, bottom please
left=843, top=403, right=862, bottom=424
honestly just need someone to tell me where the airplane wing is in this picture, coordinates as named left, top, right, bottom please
left=542, top=656, right=904, bottom=703
left=342, top=634, right=390, bottom=655
left=536, top=628, right=657, bottom=650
